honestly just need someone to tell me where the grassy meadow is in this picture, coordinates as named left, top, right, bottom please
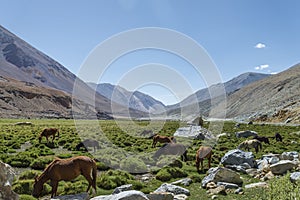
left=0, top=118, right=299, bottom=200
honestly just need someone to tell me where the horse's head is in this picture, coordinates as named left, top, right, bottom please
left=32, top=176, right=43, bottom=198
left=38, top=136, right=42, bottom=143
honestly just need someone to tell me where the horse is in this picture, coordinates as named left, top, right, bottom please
left=152, top=134, right=176, bottom=148
left=32, top=156, right=97, bottom=198
left=76, top=139, right=100, bottom=152
left=195, top=146, right=213, bottom=172
left=275, top=133, right=283, bottom=142
left=153, top=143, right=187, bottom=162
left=38, top=128, right=59, bottom=143
left=237, top=139, right=262, bottom=153
left=253, top=135, right=270, bottom=144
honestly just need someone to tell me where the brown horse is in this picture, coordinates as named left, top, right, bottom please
left=153, top=143, right=187, bottom=161
left=238, top=139, right=262, bottom=153
left=152, top=134, right=176, bottom=148
left=253, top=135, right=270, bottom=144
left=196, top=146, right=213, bottom=172
left=32, top=156, right=97, bottom=198
left=38, top=128, right=60, bottom=143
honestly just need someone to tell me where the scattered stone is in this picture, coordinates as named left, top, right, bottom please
left=217, top=182, right=239, bottom=189
left=245, top=182, right=268, bottom=189
left=90, top=190, right=149, bottom=200
left=246, top=168, right=259, bottom=177
left=235, top=130, right=257, bottom=138
left=112, top=184, right=133, bottom=194
left=201, top=167, right=243, bottom=188
left=173, top=194, right=188, bottom=200
left=171, top=178, right=192, bottom=186
left=261, top=171, right=274, bottom=181
left=0, top=161, right=18, bottom=200
left=51, top=193, right=89, bottom=200
left=207, top=186, right=227, bottom=196
left=290, top=172, right=300, bottom=184
left=173, top=126, right=215, bottom=140
left=221, top=149, right=256, bottom=168
left=14, top=121, right=33, bottom=126
left=211, top=195, right=218, bottom=199
left=280, top=152, right=299, bottom=161
left=270, top=160, right=297, bottom=175
left=147, top=192, right=173, bottom=200
left=234, top=187, right=243, bottom=194
left=206, top=182, right=217, bottom=189
left=154, top=183, right=190, bottom=196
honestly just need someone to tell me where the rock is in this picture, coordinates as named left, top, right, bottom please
left=112, top=184, right=133, bottom=194
left=246, top=169, right=259, bottom=177
left=235, top=130, right=257, bottom=138
left=207, top=186, right=227, bottom=196
left=257, top=159, right=270, bottom=172
left=269, top=157, right=280, bottom=164
left=261, top=171, right=274, bottom=181
left=206, top=182, right=217, bottom=189
left=154, top=183, right=190, bottom=196
left=51, top=193, right=89, bottom=200
left=201, top=167, right=243, bottom=188
left=171, top=178, right=192, bottom=186
left=173, top=126, right=215, bottom=140
left=280, top=152, right=299, bottom=161
left=90, top=190, right=149, bottom=200
left=211, top=195, right=218, bottom=199
left=245, top=182, right=268, bottom=189
left=14, top=121, right=33, bottom=125
left=221, top=149, right=256, bottom=168
left=290, top=172, right=300, bottom=184
left=217, top=182, right=239, bottom=189
left=147, top=192, right=174, bottom=200
left=173, top=194, right=188, bottom=200
left=270, top=160, right=297, bottom=175
left=234, top=188, right=243, bottom=194
left=0, top=161, right=18, bottom=200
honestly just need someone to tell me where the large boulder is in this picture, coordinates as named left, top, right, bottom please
left=112, top=184, right=133, bottom=194
left=280, top=151, right=299, bottom=161
left=270, top=160, right=297, bottom=175
left=221, top=149, right=256, bottom=168
left=0, top=161, right=18, bottom=200
left=90, top=190, right=149, bottom=200
left=154, top=183, right=190, bottom=196
left=235, top=130, right=257, bottom=138
left=201, top=167, right=243, bottom=188
left=290, top=172, right=300, bottom=184
left=173, top=126, right=215, bottom=140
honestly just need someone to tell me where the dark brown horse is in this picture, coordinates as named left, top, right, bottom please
left=32, top=156, right=97, bottom=198
left=153, top=143, right=187, bottom=161
left=76, top=139, right=100, bottom=152
left=238, top=139, right=262, bottom=153
left=253, top=135, right=270, bottom=144
left=38, top=128, right=59, bottom=143
left=152, top=134, right=176, bottom=148
left=196, top=146, right=213, bottom=172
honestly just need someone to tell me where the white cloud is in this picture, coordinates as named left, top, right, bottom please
left=255, top=43, right=266, bottom=49
left=255, top=64, right=269, bottom=70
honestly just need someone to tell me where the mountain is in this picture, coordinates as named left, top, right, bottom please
left=223, top=64, right=300, bottom=123
left=0, top=25, right=146, bottom=119
left=167, top=72, right=271, bottom=112
left=88, top=83, right=166, bottom=113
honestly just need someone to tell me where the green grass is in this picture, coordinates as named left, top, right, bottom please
left=0, top=119, right=299, bottom=199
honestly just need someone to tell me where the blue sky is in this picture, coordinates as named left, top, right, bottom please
left=1, top=0, right=300, bottom=105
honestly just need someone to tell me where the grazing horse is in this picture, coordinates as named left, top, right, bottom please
left=196, top=146, right=213, bottom=172
left=32, top=156, right=97, bottom=198
left=76, top=139, right=100, bottom=152
left=38, top=128, right=59, bottom=143
left=275, top=133, right=283, bottom=142
left=253, top=135, right=270, bottom=144
left=238, top=139, right=262, bottom=153
left=152, top=134, right=176, bottom=148
left=153, top=143, right=187, bottom=161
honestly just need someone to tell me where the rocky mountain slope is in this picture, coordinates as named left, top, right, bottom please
left=0, top=25, right=146, bottom=119
left=223, top=63, right=300, bottom=123
left=88, top=83, right=166, bottom=113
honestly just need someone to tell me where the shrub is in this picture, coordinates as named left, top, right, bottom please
left=12, top=180, right=34, bottom=195
left=97, top=170, right=134, bottom=190
left=19, top=170, right=41, bottom=180
left=19, top=194, right=37, bottom=200
left=156, top=167, right=188, bottom=181
left=119, top=157, right=148, bottom=173
left=30, top=156, right=54, bottom=170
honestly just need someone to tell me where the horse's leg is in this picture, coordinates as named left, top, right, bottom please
left=46, top=136, right=49, bottom=143
left=52, top=134, right=55, bottom=143
left=50, top=180, right=58, bottom=198
left=82, top=169, right=93, bottom=193
left=152, top=139, right=156, bottom=148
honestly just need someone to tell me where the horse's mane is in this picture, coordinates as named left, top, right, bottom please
left=43, top=158, right=61, bottom=172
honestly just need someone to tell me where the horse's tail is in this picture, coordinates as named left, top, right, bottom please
left=92, top=159, right=97, bottom=193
